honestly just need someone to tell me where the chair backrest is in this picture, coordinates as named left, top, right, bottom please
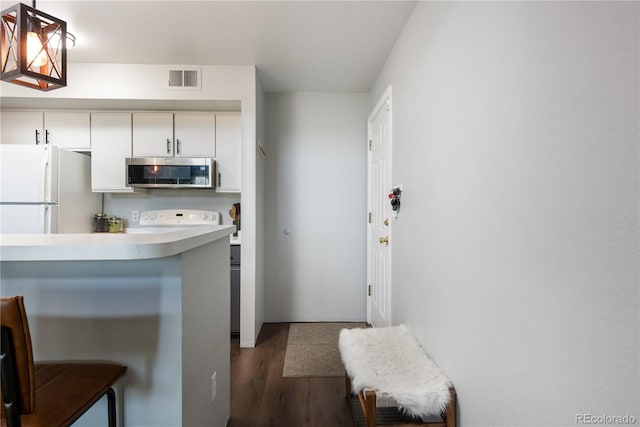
left=1, top=296, right=36, bottom=419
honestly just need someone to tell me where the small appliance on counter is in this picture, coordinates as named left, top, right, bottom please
left=93, top=194, right=123, bottom=233
left=229, top=203, right=241, bottom=237
left=108, top=217, right=124, bottom=232
left=93, top=213, right=109, bottom=232
left=93, top=214, right=124, bottom=233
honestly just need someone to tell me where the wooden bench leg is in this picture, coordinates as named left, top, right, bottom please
left=442, top=387, right=457, bottom=427
left=360, top=390, right=377, bottom=427
left=347, top=375, right=456, bottom=427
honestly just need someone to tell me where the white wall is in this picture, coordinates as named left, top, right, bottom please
left=265, top=92, right=369, bottom=321
left=254, top=72, right=266, bottom=342
left=371, top=2, right=639, bottom=426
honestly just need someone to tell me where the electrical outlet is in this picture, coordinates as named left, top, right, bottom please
left=131, top=210, right=139, bottom=222
left=211, top=372, right=217, bottom=403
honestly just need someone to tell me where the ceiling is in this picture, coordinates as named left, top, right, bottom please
left=4, top=1, right=417, bottom=92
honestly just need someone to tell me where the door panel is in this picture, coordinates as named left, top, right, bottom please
left=174, top=113, right=215, bottom=157
left=132, top=112, right=174, bottom=157
left=0, top=111, right=43, bottom=145
left=368, top=88, right=392, bottom=327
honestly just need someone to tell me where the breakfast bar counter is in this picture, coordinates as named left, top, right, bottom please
left=0, top=224, right=234, bottom=261
left=0, top=225, right=235, bottom=427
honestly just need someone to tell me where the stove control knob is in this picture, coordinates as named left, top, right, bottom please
left=202, top=213, right=208, bottom=220
left=142, top=213, right=149, bottom=221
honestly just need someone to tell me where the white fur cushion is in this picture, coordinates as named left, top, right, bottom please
left=339, top=325, right=452, bottom=418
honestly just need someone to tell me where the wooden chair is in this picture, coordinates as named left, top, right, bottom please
left=0, top=296, right=127, bottom=427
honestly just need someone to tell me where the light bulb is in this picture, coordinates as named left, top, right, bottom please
left=27, top=31, right=48, bottom=67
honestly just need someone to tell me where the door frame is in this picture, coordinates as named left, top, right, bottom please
left=366, top=86, right=392, bottom=326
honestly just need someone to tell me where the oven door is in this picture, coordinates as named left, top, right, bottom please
left=126, top=157, right=215, bottom=188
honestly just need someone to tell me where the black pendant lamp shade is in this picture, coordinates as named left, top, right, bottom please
left=1, top=2, right=67, bottom=90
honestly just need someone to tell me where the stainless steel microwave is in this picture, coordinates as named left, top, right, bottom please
left=126, top=157, right=215, bottom=188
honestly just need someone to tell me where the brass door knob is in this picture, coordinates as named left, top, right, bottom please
left=379, top=236, right=389, bottom=245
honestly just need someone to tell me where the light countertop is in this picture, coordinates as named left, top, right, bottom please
left=0, top=225, right=235, bottom=261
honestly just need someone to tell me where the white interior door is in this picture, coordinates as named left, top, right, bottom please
left=367, top=87, right=392, bottom=327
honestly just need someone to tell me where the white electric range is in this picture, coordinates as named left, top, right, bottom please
left=128, top=209, right=221, bottom=233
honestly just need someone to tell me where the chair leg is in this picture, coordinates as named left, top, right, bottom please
left=106, top=388, right=117, bottom=427
left=1, top=327, right=22, bottom=427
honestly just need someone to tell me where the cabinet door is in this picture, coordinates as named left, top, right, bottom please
left=174, top=113, right=215, bottom=157
left=0, top=111, right=43, bottom=145
left=91, top=112, right=136, bottom=192
left=215, top=113, right=241, bottom=193
left=44, top=111, right=91, bottom=150
left=132, top=112, right=174, bottom=157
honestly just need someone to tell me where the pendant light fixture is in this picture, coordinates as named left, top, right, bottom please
left=0, top=1, right=67, bottom=90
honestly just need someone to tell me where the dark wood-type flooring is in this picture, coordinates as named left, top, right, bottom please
left=229, top=323, right=355, bottom=427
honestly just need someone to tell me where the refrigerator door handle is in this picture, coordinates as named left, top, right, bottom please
left=42, top=156, right=50, bottom=202
left=44, top=205, right=50, bottom=234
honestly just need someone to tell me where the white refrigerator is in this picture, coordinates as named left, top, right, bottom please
left=0, top=145, right=101, bottom=234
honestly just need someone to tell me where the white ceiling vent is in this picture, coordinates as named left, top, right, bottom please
left=167, top=68, right=201, bottom=90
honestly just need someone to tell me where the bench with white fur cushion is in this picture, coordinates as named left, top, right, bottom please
left=339, top=325, right=456, bottom=427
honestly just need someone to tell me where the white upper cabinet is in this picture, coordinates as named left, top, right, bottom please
left=91, top=112, right=141, bottom=193
left=2, top=109, right=241, bottom=194
left=215, top=113, right=241, bottom=193
left=1, top=111, right=43, bottom=145
left=174, top=113, right=216, bottom=157
left=0, top=111, right=90, bottom=150
left=132, top=112, right=216, bottom=158
left=44, top=112, right=91, bottom=150
left=132, top=112, right=174, bottom=157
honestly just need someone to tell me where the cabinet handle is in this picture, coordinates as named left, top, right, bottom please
left=176, top=139, right=181, bottom=155
left=45, top=130, right=50, bottom=145
left=167, top=138, right=171, bottom=154
left=218, top=172, right=221, bottom=187
left=35, top=129, right=40, bottom=145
